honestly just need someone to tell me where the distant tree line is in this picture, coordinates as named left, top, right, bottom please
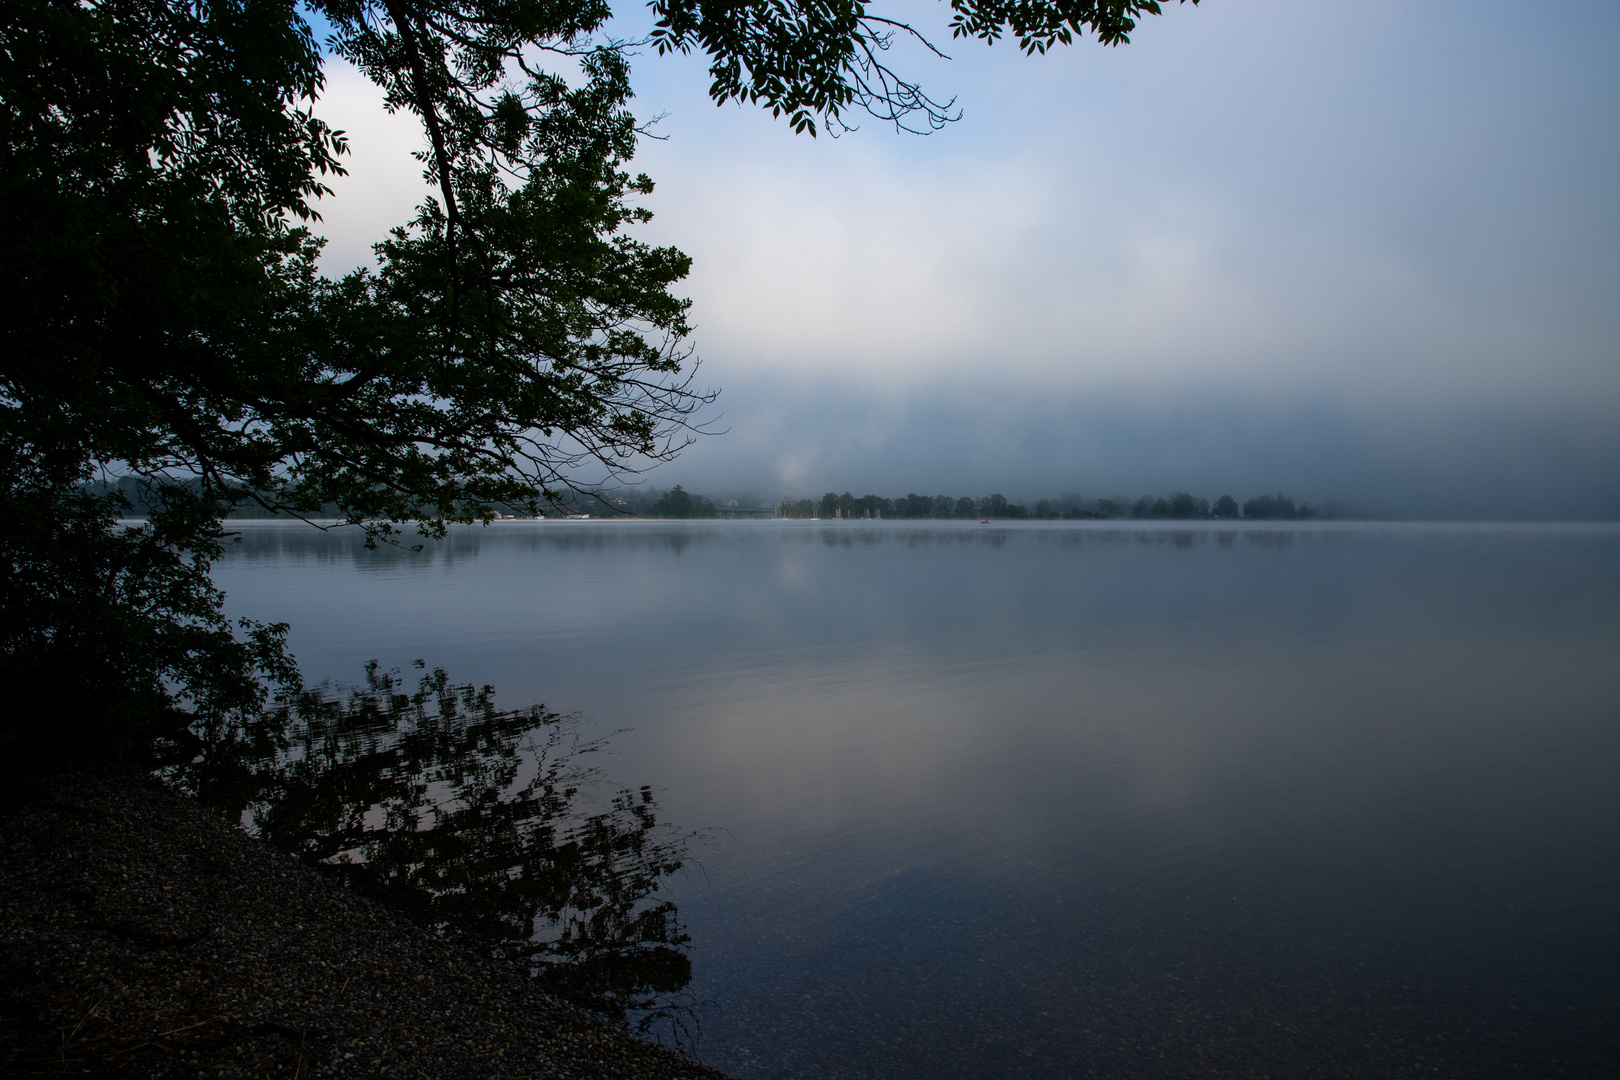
left=572, top=487, right=1351, bottom=521
left=772, top=491, right=1353, bottom=521
left=648, top=485, right=719, bottom=519
left=558, top=485, right=722, bottom=519
left=177, top=478, right=1345, bottom=524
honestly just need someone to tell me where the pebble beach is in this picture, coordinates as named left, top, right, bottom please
left=0, top=772, right=732, bottom=1079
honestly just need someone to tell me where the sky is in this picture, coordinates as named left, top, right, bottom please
left=308, top=0, right=1620, bottom=518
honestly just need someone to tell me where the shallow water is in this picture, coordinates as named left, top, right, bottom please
left=215, top=520, right=1620, bottom=1078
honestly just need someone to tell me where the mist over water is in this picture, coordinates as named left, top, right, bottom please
left=216, top=520, right=1620, bottom=1077
left=310, top=2, right=1620, bottom=524
left=656, top=377, right=1620, bottom=520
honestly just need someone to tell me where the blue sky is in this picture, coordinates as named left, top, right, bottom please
left=309, top=1, right=1620, bottom=516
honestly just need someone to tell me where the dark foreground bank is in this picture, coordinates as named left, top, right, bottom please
left=0, top=773, right=731, bottom=1079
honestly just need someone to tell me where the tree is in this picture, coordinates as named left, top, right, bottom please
left=4, top=0, right=709, bottom=757
left=1169, top=492, right=1207, bottom=519
left=1243, top=493, right=1297, bottom=520
left=2, top=0, right=1194, bottom=759
left=654, top=485, right=694, bottom=518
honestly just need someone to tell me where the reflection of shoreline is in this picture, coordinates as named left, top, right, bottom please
left=206, top=515, right=1620, bottom=554
left=0, top=772, right=730, bottom=1078
left=161, top=662, right=701, bottom=1042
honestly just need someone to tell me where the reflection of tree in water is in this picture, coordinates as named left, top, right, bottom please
left=163, top=662, right=696, bottom=1039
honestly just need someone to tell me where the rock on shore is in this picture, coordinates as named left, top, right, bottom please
left=0, top=772, right=732, bottom=1078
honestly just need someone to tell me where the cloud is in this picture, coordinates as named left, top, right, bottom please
left=310, top=63, right=434, bottom=274
left=301, top=0, right=1620, bottom=515
left=618, top=0, right=1620, bottom=407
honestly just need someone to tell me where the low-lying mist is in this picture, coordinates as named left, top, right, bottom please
left=649, top=374, right=1620, bottom=521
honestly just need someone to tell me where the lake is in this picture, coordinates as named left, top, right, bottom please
left=214, top=520, right=1620, bottom=1078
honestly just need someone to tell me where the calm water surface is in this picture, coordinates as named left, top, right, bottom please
left=215, top=521, right=1620, bottom=1078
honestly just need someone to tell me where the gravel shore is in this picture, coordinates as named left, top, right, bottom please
left=0, top=772, right=733, bottom=1079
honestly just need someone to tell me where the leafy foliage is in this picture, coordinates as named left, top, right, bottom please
left=649, top=0, right=1196, bottom=134
left=0, top=467, right=298, bottom=761
left=3, top=0, right=705, bottom=539
left=0, top=0, right=333, bottom=756
left=2, top=0, right=700, bottom=758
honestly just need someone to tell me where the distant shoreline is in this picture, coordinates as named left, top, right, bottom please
left=175, top=516, right=1620, bottom=530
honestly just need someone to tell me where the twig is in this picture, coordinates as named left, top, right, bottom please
left=57, top=996, right=104, bottom=1065
left=148, top=1015, right=229, bottom=1039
